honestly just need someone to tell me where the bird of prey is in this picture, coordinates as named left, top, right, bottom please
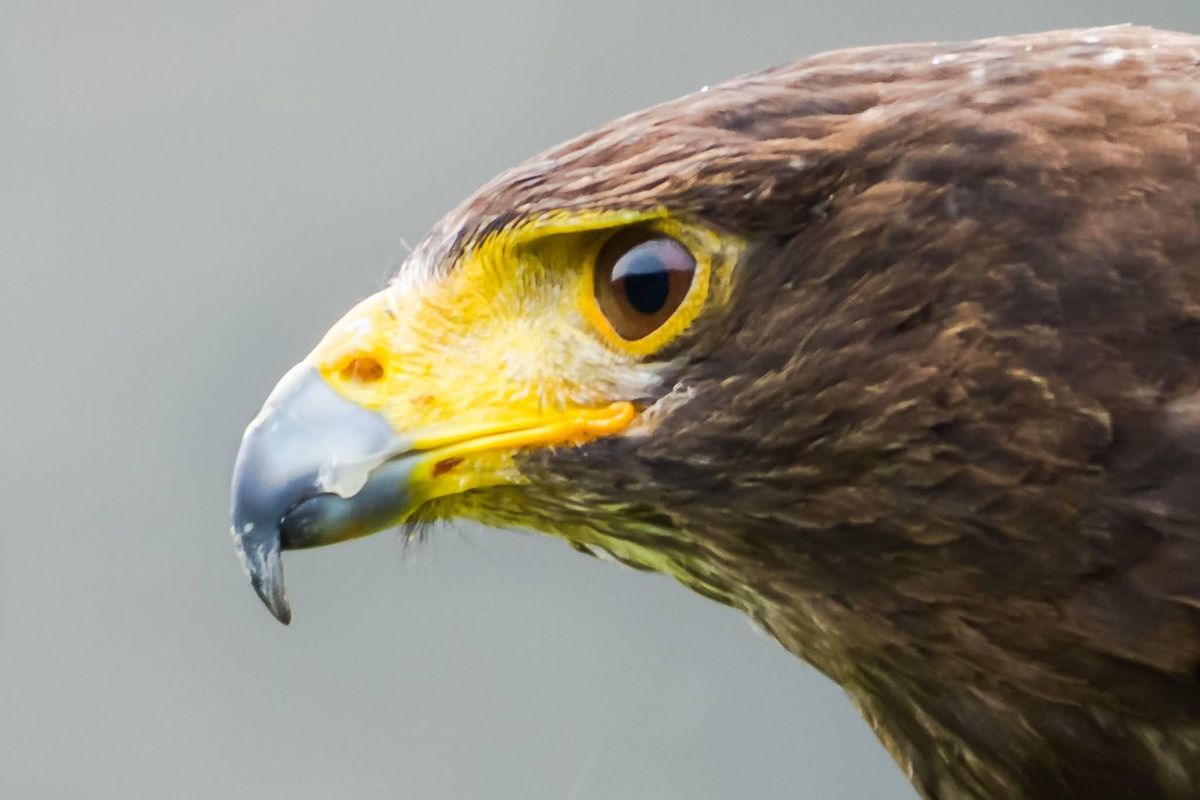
left=231, top=26, right=1200, bottom=799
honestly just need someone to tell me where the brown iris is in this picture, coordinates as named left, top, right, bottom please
left=593, top=229, right=697, bottom=341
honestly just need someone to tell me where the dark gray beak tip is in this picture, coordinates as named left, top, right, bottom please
left=252, top=565, right=292, bottom=626
left=233, top=524, right=293, bottom=625
left=258, top=592, right=292, bottom=626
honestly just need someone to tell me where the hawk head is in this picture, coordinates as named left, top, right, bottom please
left=231, top=26, right=1200, bottom=800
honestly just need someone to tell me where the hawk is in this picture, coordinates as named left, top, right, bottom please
left=231, top=27, right=1200, bottom=799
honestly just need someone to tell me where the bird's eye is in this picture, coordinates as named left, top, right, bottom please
left=593, top=229, right=697, bottom=342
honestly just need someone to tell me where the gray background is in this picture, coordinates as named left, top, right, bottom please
left=3, top=2, right=1197, bottom=798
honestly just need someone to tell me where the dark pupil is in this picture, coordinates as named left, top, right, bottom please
left=617, top=246, right=672, bottom=314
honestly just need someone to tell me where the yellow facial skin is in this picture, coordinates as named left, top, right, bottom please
left=301, top=209, right=745, bottom=522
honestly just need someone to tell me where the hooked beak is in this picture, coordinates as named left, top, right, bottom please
left=230, top=364, right=415, bottom=624
left=230, top=358, right=636, bottom=625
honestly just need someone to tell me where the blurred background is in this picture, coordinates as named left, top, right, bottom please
left=3, top=2, right=1198, bottom=798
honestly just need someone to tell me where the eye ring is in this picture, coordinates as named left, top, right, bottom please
left=577, top=217, right=734, bottom=357
left=590, top=228, right=698, bottom=345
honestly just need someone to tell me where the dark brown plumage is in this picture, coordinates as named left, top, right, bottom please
left=420, top=26, right=1200, bottom=799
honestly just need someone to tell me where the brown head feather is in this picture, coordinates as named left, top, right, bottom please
left=414, top=26, right=1200, bottom=799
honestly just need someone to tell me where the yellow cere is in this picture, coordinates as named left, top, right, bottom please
left=301, top=208, right=745, bottom=513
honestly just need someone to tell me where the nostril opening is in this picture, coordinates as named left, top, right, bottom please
left=339, top=356, right=385, bottom=385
